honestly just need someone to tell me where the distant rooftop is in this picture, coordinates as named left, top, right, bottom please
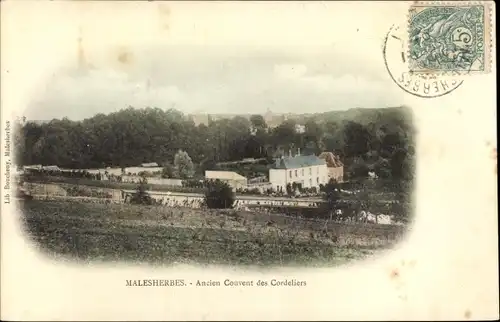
left=272, top=155, right=326, bottom=169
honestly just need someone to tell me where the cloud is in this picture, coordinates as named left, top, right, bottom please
left=26, top=45, right=404, bottom=121
left=273, top=63, right=385, bottom=95
left=274, top=64, right=308, bottom=80
left=28, top=68, right=184, bottom=120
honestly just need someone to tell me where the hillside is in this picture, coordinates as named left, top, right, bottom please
left=13, top=106, right=414, bottom=184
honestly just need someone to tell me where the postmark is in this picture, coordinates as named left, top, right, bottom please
left=408, top=1, right=493, bottom=75
left=383, top=24, right=464, bottom=98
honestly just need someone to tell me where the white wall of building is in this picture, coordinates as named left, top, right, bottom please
left=269, top=164, right=328, bottom=191
left=269, top=169, right=287, bottom=192
left=327, top=166, right=344, bottom=183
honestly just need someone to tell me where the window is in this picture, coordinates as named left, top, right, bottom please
left=309, top=168, right=312, bottom=175
left=295, top=170, right=298, bottom=177
left=301, top=169, right=304, bottom=176
left=317, top=167, right=319, bottom=174
left=309, top=178, right=312, bottom=186
left=316, top=177, right=319, bottom=184
left=289, top=171, right=292, bottom=178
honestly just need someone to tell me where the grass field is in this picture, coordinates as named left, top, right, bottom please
left=19, top=200, right=406, bottom=267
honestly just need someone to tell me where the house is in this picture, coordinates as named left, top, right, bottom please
left=269, top=153, right=328, bottom=193
left=318, top=152, right=344, bottom=183
left=205, top=171, right=248, bottom=190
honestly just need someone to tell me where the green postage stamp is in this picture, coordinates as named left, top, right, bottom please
left=408, top=1, right=493, bottom=74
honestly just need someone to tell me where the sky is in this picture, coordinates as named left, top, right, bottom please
left=12, top=2, right=408, bottom=121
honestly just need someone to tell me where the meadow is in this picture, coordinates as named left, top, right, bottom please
left=19, top=200, right=406, bottom=267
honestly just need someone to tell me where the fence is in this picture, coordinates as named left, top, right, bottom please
left=122, top=176, right=183, bottom=186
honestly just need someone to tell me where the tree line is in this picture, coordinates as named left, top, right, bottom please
left=13, top=106, right=415, bottom=183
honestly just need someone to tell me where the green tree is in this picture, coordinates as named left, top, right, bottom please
left=322, top=178, right=342, bottom=214
left=161, top=163, right=176, bottom=178
left=15, top=105, right=415, bottom=191
left=174, top=150, right=195, bottom=179
left=12, top=118, right=25, bottom=165
left=204, top=180, right=235, bottom=209
left=304, top=118, right=324, bottom=153
left=271, top=120, right=297, bottom=149
left=373, top=157, right=392, bottom=179
left=130, top=175, right=153, bottom=205
left=391, top=181, right=413, bottom=224
left=343, top=121, right=371, bottom=158
left=347, top=157, right=370, bottom=180
left=250, top=114, right=267, bottom=129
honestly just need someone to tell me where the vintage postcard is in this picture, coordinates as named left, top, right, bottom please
left=1, top=1, right=497, bottom=321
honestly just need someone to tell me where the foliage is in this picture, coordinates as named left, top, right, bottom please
left=161, top=163, right=176, bottom=179
left=322, top=179, right=342, bottom=216
left=204, top=180, right=235, bottom=209
left=237, top=187, right=263, bottom=195
left=14, top=106, right=414, bottom=188
left=173, top=150, right=195, bottom=179
left=250, top=114, right=267, bottom=129
left=182, top=179, right=207, bottom=189
left=129, top=175, right=153, bottom=205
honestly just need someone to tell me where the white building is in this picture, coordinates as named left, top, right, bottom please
left=269, top=154, right=328, bottom=193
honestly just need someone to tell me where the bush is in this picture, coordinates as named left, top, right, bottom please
left=161, top=163, right=176, bottom=178
left=204, top=180, right=235, bottom=209
left=182, top=179, right=206, bottom=188
left=250, top=188, right=261, bottom=195
left=130, top=176, right=153, bottom=205
left=322, top=178, right=342, bottom=217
